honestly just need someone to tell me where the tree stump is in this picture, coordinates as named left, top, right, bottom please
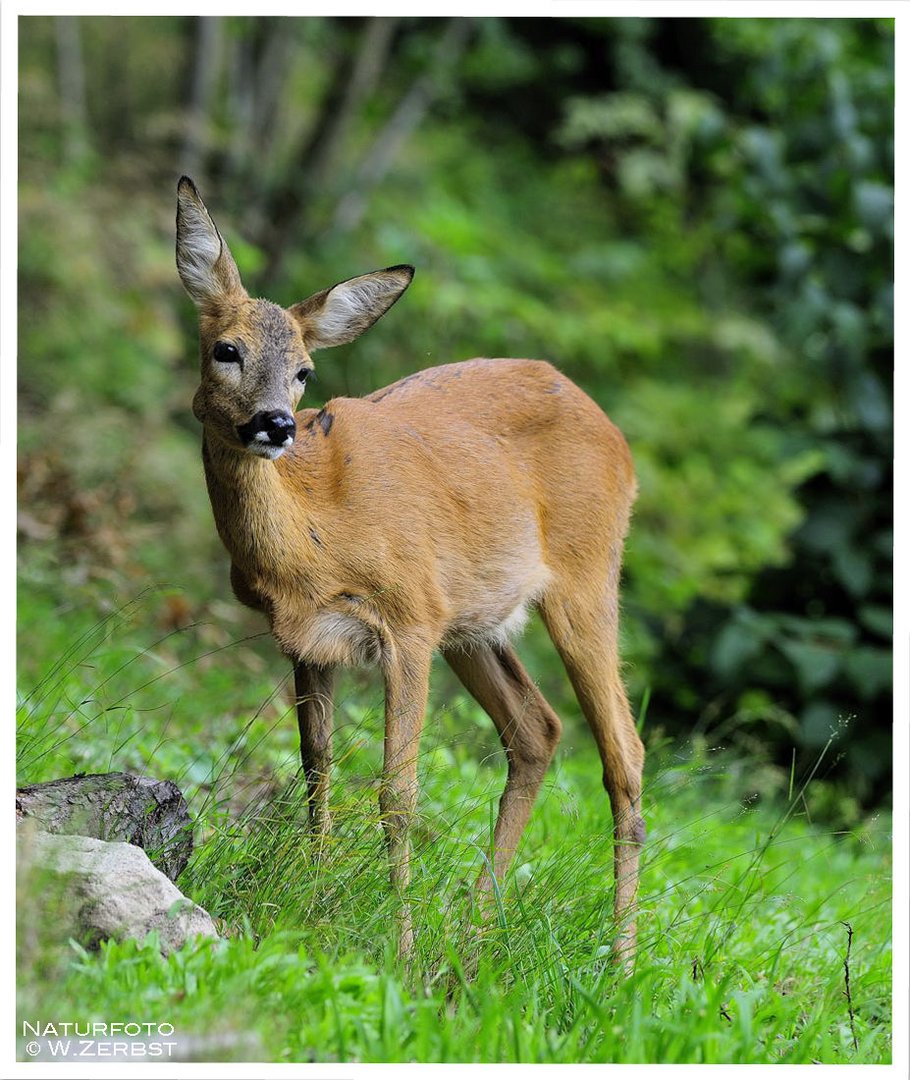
left=16, top=773, right=193, bottom=882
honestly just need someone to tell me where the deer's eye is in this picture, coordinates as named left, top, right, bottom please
left=213, top=341, right=240, bottom=363
left=297, top=368, right=315, bottom=383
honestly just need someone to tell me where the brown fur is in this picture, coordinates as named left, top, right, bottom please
left=176, top=177, right=645, bottom=966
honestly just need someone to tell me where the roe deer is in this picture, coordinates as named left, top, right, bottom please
left=175, top=176, right=645, bottom=964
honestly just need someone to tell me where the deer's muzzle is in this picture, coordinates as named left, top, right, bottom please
left=237, top=410, right=296, bottom=458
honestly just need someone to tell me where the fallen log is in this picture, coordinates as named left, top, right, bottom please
left=16, top=772, right=193, bottom=882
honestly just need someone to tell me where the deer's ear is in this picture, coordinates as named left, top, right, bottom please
left=289, top=265, right=414, bottom=350
left=175, top=176, right=244, bottom=309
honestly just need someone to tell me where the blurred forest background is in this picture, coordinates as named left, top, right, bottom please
left=18, top=16, right=893, bottom=809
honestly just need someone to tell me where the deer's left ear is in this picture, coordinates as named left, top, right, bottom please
left=289, top=265, right=414, bottom=350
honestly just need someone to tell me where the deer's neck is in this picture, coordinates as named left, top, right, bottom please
left=201, top=435, right=316, bottom=586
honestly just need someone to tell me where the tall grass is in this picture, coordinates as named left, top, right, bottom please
left=16, top=597, right=892, bottom=1063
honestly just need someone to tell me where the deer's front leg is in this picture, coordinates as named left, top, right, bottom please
left=294, top=661, right=335, bottom=838
left=380, top=644, right=432, bottom=962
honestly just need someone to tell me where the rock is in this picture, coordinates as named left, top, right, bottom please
left=18, top=829, right=218, bottom=955
left=16, top=773, right=194, bottom=882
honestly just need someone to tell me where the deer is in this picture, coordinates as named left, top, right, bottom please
left=175, top=176, right=645, bottom=966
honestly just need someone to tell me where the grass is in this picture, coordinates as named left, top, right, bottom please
left=16, top=591, right=892, bottom=1064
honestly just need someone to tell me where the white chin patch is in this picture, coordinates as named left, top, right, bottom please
left=247, top=442, right=287, bottom=460
left=245, top=430, right=294, bottom=460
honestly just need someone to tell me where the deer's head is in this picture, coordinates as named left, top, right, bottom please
left=176, top=177, right=413, bottom=459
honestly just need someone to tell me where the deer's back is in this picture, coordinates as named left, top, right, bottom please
left=295, top=358, right=635, bottom=574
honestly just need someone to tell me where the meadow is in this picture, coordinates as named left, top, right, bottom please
left=16, top=590, right=892, bottom=1064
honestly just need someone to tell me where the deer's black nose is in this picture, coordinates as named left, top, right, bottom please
left=237, top=410, right=296, bottom=449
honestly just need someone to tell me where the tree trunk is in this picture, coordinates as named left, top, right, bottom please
left=259, top=17, right=399, bottom=285
left=55, top=16, right=90, bottom=166
left=16, top=773, right=194, bottom=882
left=251, top=17, right=297, bottom=163
left=305, top=17, right=399, bottom=198
left=328, top=18, right=473, bottom=238
left=179, top=16, right=224, bottom=180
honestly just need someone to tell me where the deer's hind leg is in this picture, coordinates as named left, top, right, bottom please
left=443, top=643, right=562, bottom=901
left=539, top=581, right=645, bottom=968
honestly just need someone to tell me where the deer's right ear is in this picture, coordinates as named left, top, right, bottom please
left=175, top=176, right=244, bottom=309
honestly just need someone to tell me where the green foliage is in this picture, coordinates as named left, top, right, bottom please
left=616, top=381, right=821, bottom=611
left=543, top=17, right=893, bottom=784
left=19, top=183, right=184, bottom=416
